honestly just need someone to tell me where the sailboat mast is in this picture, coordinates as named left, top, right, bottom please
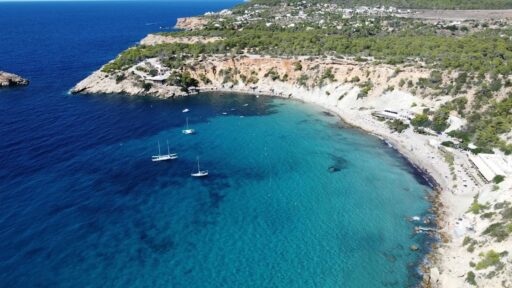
left=197, top=157, right=200, bottom=172
left=158, top=141, right=161, bottom=155
left=167, top=140, right=170, bottom=155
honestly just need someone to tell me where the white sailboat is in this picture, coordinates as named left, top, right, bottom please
left=182, top=117, right=195, bottom=134
left=191, top=157, right=208, bottom=177
left=151, top=140, right=178, bottom=162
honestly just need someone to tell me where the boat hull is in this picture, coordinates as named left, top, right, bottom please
left=152, top=154, right=178, bottom=162
left=191, top=171, right=208, bottom=177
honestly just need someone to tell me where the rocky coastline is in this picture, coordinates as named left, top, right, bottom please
left=72, top=33, right=512, bottom=288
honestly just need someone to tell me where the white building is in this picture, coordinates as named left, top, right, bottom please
left=372, top=109, right=414, bottom=123
left=468, top=153, right=512, bottom=183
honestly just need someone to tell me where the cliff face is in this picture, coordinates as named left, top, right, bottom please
left=69, top=33, right=461, bottom=107
left=0, top=71, right=29, bottom=88
left=174, top=17, right=208, bottom=30
left=71, top=54, right=435, bottom=105
left=139, top=34, right=222, bottom=46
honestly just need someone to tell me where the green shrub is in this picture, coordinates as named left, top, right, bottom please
left=467, top=199, right=489, bottom=214
left=441, top=141, right=455, bottom=147
left=148, top=69, right=158, bottom=77
left=385, top=85, right=395, bottom=92
left=297, top=74, right=309, bottom=87
left=480, top=212, right=495, bottom=219
left=358, top=80, right=373, bottom=98
left=466, top=271, right=476, bottom=286
left=482, top=222, right=511, bottom=242
left=293, top=61, right=302, bottom=71
left=115, top=73, right=126, bottom=83
left=501, top=207, right=512, bottom=220
left=493, top=175, right=505, bottom=184
left=386, top=120, right=409, bottom=133
left=319, top=67, right=335, bottom=85
left=141, top=82, right=152, bottom=91
left=411, top=113, right=430, bottom=127
left=199, top=73, right=211, bottom=84
left=167, top=71, right=199, bottom=92
left=431, top=110, right=450, bottom=132
left=429, top=70, right=443, bottom=87
left=475, top=250, right=501, bottom=270
left=462, top=236, right=473, bottom=246
left=264, top=68, right=280, bottom=81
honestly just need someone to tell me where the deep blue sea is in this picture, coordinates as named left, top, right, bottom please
left=0, top=1, right=434, bottom=287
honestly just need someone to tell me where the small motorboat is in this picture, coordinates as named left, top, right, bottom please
left=182, top=108, right=190, bottom=113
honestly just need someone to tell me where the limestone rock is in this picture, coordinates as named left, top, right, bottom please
left=174, top=17, right=208, bottom=30
left=0, top=71, right=29, bottom=87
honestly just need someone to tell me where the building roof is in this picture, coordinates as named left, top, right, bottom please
left=469, top=154, right=497, bottom=182
left=146, top=75, right=167, bottom=81
left=468, top=153, right=510, bottom=182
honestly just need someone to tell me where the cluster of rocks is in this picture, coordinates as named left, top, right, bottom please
left=0, top=71, right=29, bottom=88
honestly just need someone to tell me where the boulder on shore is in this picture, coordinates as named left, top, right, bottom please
left=0, top=71, right=29, bottom=88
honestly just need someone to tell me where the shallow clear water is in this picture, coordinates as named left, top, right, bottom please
left=0, top=2, right=432, bottom=287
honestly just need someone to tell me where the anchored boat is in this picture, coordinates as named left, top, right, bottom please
left=152, top=140, right=178, bottom=162
left=191, top=157, right=208, bottom=177
left=182, top=117, right=195, bottom=135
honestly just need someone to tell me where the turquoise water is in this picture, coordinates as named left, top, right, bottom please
left=3, top=92, right=433, bottom=287
left=0, top=2, right=433, bottom=287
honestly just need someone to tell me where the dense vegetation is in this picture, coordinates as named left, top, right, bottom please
left=449, top=95, right=512, bottom=153
left=107, top=29, right=512, bottom=77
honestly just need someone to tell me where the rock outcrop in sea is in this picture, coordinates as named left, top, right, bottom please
left=0, top=71, right=29, bottom=88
